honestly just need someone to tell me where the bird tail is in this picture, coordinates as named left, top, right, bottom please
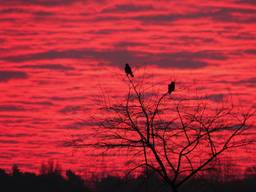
left=130, top=72, right=134, bottom=77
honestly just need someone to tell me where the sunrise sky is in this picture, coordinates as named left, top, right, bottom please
left=0, top=0, right=255, bottom=176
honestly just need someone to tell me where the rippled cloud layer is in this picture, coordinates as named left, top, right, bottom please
left=0, top=0, right=255, bottom=174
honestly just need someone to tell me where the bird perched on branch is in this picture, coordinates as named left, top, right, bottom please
left=125, top=63, right=134, bottom=77
left=168, top=81, right=175, bottom=94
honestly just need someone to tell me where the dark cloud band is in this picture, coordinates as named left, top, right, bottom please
left=0, top=70, right=28, bottom=82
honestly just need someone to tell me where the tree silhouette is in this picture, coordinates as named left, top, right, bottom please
left=81, top=74, right=254, bottom=192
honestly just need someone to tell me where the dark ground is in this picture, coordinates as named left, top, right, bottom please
left=0, top=164, right=255, bottom=192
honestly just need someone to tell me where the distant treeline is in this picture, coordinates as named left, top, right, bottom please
left=0, top=163, right=89, bottom=192
left=0, top=162, right=255, bottom=192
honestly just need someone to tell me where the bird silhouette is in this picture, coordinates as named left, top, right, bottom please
left=168, top=81, right=175, bottom=94
left=125, top=63, right=134, bottom=77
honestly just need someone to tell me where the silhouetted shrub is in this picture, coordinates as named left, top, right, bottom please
left=40, top=160, right=62, bottom=175
left=0, top=165, right=91, bottom=192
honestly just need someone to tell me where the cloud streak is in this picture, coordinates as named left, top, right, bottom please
left=20, top=64, right=75, bottom=71
left=0, top=71, right=28, bottom=82
left=0, top=0, right=77, bottom=7
left=0, top=105, right=26, bottom=112
left=3, top=49, right=227, bottom=69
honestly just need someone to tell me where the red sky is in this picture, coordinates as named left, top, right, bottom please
left=0, top=0, right=255, bottom=176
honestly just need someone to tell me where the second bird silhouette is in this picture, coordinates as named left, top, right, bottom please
left=125, top=63, right=134, bottom=77
left=168, top=81, right=175, bottom=94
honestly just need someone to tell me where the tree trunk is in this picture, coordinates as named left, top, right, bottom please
left=167, top=182, right=178, bottom=192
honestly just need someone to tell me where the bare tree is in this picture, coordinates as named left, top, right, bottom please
left=77, top=75, right=254, bottom=192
